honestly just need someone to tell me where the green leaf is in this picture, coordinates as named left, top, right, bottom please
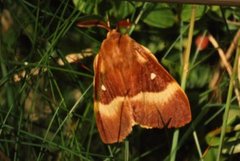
left=73, top=0, right=101, bottom=14
left=109, top=1, right=135, bottom=19
left=143, top=4, right=175, bottom=28
left=188, top=65, right=210, bottom=88
left=181, top=5, right=206, bottom=22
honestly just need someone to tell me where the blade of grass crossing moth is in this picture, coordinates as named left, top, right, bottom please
left=216, top=36, right=240, bottom=161
left=170, top=5, right=196, bottom=161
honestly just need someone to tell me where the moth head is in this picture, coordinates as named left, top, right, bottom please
left=116, top=19, right=131, bottom=34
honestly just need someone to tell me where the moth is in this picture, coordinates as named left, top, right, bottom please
left=92, top=28, right=192, bottom=144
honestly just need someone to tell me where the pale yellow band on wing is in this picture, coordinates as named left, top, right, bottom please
left=95, top=82, right=180, bottom=118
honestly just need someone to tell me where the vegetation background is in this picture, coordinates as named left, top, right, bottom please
left=0, top=0, right=240, bottom=161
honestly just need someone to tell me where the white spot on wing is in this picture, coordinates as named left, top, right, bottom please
left=101, top=84, right=107, bottom=91
left=150, top=73, right=156, bottom=80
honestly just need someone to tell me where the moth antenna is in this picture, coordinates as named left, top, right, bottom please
left=77, top=19, right=111, bottom=31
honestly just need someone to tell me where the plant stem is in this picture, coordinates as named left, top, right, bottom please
left=170, top=5, right=195, bottom=161
left=128, top=2, right=149, bottom=35
left=181, top=5, right=195, bottom=90
left=216, top=35, right=240, bottom=161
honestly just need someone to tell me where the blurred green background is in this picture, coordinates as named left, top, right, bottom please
left=0, top=1, right=240, bottom=161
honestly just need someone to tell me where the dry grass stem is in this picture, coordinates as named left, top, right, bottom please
left=208, top=34, right=240, bottom=105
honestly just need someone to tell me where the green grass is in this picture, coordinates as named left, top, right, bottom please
left=1, top=1, right=240, bottom=161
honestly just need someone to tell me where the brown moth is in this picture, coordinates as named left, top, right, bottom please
left=93, top=29, right=192, bottom=144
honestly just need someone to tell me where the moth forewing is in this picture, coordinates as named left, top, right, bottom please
left=93, top=29, right=191, bottom=144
